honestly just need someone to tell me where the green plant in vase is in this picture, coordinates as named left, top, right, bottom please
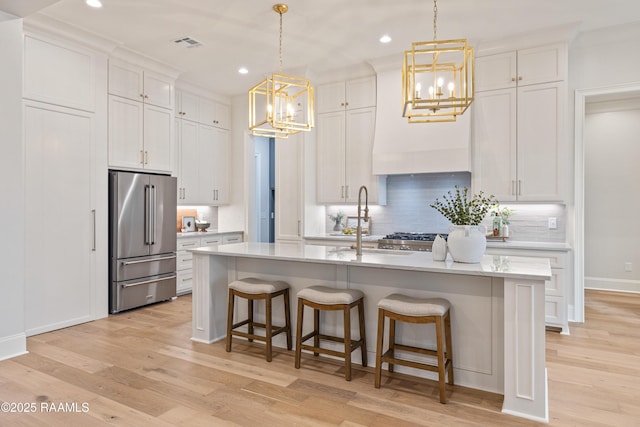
left=328, top=210, right=346, bottom=232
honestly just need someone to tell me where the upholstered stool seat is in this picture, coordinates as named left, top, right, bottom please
left=295, top=286, right=367, bottom=381
left=375, top=293, right=453, bottom=403
left=226, top=278, right=292, bottom=362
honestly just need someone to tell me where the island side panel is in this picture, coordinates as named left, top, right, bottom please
left=502, top=277, right=548, bottom=423
left=192, top=253, right=231, bottom=343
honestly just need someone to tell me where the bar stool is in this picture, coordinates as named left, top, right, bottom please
left=226, top=277, right=292, bottom=362
left=295, top=286, right=367, bottom=381
left=375, top=294, right=453, bottom=403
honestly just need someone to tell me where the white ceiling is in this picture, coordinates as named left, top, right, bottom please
left=9, top=0, right=640, bottom=96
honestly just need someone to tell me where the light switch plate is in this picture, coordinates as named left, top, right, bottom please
left=548, top=217, right=557, bottom=229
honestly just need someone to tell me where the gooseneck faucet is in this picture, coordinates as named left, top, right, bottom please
left=356, top=185, right=369, bottom=257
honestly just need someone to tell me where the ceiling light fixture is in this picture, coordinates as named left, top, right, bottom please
left=402, top=0, right=474, bottom=123
left=86, top=0, right=102, bottom=8
left=379, top=35, right=392, bottom=44
left=248, top=4, right=314, bottom=139
left=238, top=67, right=249, bottom=75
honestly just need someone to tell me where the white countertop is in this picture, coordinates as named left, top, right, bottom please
left=191, top=242, right=552, bottom=281
left=177, top=230, right=243, bottom=238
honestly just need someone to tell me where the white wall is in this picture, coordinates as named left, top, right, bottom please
left=0, top=14, right=26, bottom=360
left=584, top=99, right=640, bottom=292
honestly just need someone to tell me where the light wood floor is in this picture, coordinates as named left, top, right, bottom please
left=0, top=290, right=638, bottom=426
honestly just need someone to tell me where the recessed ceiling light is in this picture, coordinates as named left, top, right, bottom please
left=86, top=0, right=102, bottom=8
left=379, top=35, right=392, bottom=44
left=238, top=67, right=249, bottom=75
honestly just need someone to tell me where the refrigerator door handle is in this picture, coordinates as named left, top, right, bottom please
left=120, top=254, right=177, bottom=266
left=122, top=275, right=177, bottom=288
left=144, top=184, right=151, bottom=245
left=150, top=185, right=157, bottom=245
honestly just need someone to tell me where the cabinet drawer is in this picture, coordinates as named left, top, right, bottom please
left=223, top=234, right=242, bottom=244
left=177, top=237, right=200, bottom=250
left=485, top=248, right=567, bottom=269
left=545, top=295, right=566, bottom=327
left=177, top=269, right=193, bottom=294
left=201, top=236, right=222, bottom=246
left=546, top=268, right=564, bottom=297
left=177, top=250, right=194, bottom=271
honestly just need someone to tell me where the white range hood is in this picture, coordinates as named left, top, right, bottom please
left=371, top=67, right=472, bottom=175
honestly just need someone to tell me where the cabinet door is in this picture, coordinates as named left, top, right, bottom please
left=24, top=101, right=95, bottom=335
left=212, top=128, right=230, bottom=204
left=472, top=89, right=517, bottom=201
left=108, top=95, right=144, bottom=169
left=344, top=107, right=377, bottom=203
left=345, top=76, right=376, bottom=110
left=475, top=51, right=517, bottom=92
left=143, top=70, right=174, bottom=109
left=108, top=60, right=144, bottom=101
left=177, top=119, right=199, bottom=204
left=517, top=44, right=566, bottom=87
left=275, top=134, right=303, bottom=241
left=197, top=123, right=217, bottom=204
left=316, top=111, right=347, bottom=203
left=176, top=90, right=199, bottom=121
left=214, top=102, right=230, bottom=129
left=199, top=98, right=230, bottom=129
left=316, top=81, right=346, bottom=114
left=143, top=104, right=173, bottom=173
left=516, top=81, right=564, bottom=201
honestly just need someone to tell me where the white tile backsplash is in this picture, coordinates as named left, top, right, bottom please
left=324, top=173, right=566, bottom=242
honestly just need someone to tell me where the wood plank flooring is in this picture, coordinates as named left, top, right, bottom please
left=0, top=290, right=638, bottom=426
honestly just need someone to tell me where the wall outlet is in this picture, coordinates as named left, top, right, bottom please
left=548, top=217, right=557, bottom=229
left=625, top=262, right=633, bottom=272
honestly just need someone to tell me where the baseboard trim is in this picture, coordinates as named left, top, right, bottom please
left=0, top=332, right=27, bottom=361
left=585, top=277, right=640, bottom=294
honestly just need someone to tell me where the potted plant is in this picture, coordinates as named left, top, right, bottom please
left=328, top=210, right=346, bottom=232
left=430, top=186, right=498, bottom=263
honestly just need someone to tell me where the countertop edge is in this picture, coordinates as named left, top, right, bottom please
left=177, top=230, right=244, bottom=238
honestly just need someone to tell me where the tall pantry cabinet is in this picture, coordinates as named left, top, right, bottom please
left=22, top=28, right=108, bottom=335
left=472, top=43, right=568, bottom=202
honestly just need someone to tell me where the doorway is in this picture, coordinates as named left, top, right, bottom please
left=254, top=136, right=275, bottom=242
left=574, top=83, right=640, bottom=322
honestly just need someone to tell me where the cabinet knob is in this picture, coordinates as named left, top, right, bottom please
left=518, top=76, right=523, bottom=81
left=511, top=77, right=516, bottom=82
left=340, top=102, right=345, bottom=107
left=144, top=94, right=149, bottom=99
left=345, top=102, right=349, bottom=107
left=139, top=93, right=145, bottom=98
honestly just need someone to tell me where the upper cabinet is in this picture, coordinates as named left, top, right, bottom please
left=108, top=59, right=174, bottom=109
left=475, top=43, right=567, bottom=92
left=316, top=76, right=376, bottom=114
left=175, top=89, right=231, bottom=130
left=473, top=43, right=568, bottom=202
left=108, top=59, right=175, bottom=173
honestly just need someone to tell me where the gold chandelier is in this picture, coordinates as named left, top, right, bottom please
left=402, top=0, right=474, bottom=123
left=249, top=4, right=314, bottom=139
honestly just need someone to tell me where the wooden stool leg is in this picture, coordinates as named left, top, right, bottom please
left=313, top=308, right=320, bottom=357
left=343, top=304, right=352, bottom=381
left=284, top=289, right=292, bottom=351
left=388, top=318, right=396, bottom=373
left=375, top=308, right=385, bottom=388
left=247, top=299, right=254, bottom=342
left=295, top=298, right=304, bottom=369
left=358, top=298, right=367, bottom=367
left=436, top=316, right=447, bottom=404
left=226, top=290, right=235, bottom=352
left=265, top=294, right=273, bottom=362
left=445, top=311, right=454, bottom=385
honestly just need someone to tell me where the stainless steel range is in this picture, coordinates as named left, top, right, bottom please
left=377, top=232, right=447, bottom=252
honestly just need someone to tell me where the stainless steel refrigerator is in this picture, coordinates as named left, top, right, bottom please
left=109, top=170, right=177, bottom=313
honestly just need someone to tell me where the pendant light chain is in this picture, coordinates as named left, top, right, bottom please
left=279, top=9, right=283, bottom=72
left=433, top=0, right=438, bottom=41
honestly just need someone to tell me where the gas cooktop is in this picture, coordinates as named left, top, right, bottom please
left=378, top=232, right=448, bottom=251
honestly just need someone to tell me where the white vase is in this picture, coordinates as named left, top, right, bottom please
left=432, top=234, right=447, bottom=261
left=447, top=225, right=487, bottom=263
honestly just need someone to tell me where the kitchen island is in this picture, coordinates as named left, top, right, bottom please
left=190, top=242, right=551, bottom=422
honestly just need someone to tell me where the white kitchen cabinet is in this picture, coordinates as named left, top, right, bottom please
left=275, top=134, right=304, bottom=241
left=176, top=119, right=199, bottom=204
left=316, top=106, right=385, bottom=204
left=176, top=233, right=241, bottom=294
left=473, top=43, right=567, bottom=202
left=199, top=97, right=230, bottom=130
left=108, top=59, right=174, bottom=109
left=175, top=90, right=199, bottom=121
left=24, top=100, right=106, bottom=335
left=475, top=44, right=566, bottom=92
left=317, top=76, right=376, bottom=114
left=485, top=247, right=569, bottom=333
left=199, top=124, right=229, bottom=205
left=108, top=95, right=173, bottom=173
